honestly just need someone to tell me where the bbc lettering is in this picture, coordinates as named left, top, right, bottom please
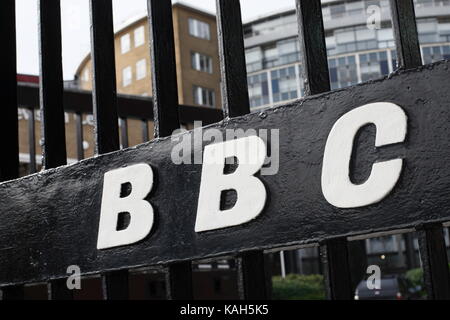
left=97, top=102, right=407, bottom=250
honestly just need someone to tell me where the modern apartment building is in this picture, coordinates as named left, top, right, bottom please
left=243, top=0, right=450, bottom=110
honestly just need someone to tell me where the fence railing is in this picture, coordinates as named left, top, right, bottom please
left=1, top=0, right=450, bottom=301
left=17, top=82, right=222, bottom=173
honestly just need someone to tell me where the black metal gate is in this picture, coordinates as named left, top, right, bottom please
left=1, top=0, right=450, bottom=300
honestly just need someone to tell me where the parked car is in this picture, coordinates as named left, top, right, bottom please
left=354, top=275, right=421, bottom=300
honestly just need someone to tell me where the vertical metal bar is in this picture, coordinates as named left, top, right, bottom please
left=90, top=0, right=127, bottom=300
left=147, top=0, right=191, bottom=300
left=417, top=224, right=450, bottom=300
left=295, top=0, right=331, bottom=95
left=165, top=262, right=193, bottom=300
left=120, top=118, right=129, bottom=149
left=39, top=0, right=70, bottom=300
left=90, top=0, right=120, bottom=154
left=38, top=0, right=67, bottom=169
left=216, top=0, right=250, bottom=118
left=28, top=108, right=37, bottom=174
left=216, top=0, right=268, bottom=300
left=296, top=0, right=351, bottom=301
left=75, top=113, right=84, bottom=161
left=237, top=251, right=269, bottom=300
left=47, top=279, right=73, bottom=300
left=0, top=0, right=19, bottom=181
left=1, top=286, right=25, bottom=300
left=320, top=238, right=353, bottom=300
left=147, top=0, right=180, bottom=138
left=142, top=120, right=150, bottom=142
left=102, top=270, right=129, bottom=300
left=389, top=0, right=422, bottom=69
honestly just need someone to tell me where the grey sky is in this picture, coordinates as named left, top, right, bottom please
left=16, top=0, right=296, bottom=80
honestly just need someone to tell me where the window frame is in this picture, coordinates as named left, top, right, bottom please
left=122, top=66, right=132, bottom=87
left=120, top=33, right=131, bottom=54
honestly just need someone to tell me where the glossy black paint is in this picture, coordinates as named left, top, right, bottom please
left=0, top=0, right=19, bottom=182
left=320, top=238, right=352, bottom=300
left=38, top=0, right=67, bottom=169
left=217, top=0, right=268, bottom=299
left=147, top=0, right=180, bottom=138
left=216, top=0, right=250, bottom=118
left=89, top=0, right=120, bottom=155
left=296, top=0, right=331, bottom=95
left=48, top=278, right=73, bottom=300
left=389, top=0, right=422, bottom=69
left=1, top=61, right=450, bottom=286
left=237, top=251, right=269, bottom=300
left=417, top=223, right=450, bottom=299
left=296, top=0, right=354, bottom=299
left=147, top=0, right=193, bottom=300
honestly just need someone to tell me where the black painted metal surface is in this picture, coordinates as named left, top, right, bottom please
left=90, top=0, right=126, bottom=300
left=0, top=0, right=19, bottom=182
left=320, top=238, right=352, bottom=300
left=389, top=0, right=422, bottom=69
left=0, top=1, right=22, bottom=299
left=48, top=278, right=73, bottom=300
left=27, top=109, right=37, bottom=174
left=237, top=251, right=269, bottom=300
left=120, top=119, right=129, bottom=149
left=165, top=262, right=193, bottom=300
left=2, top=286, right=24, bottom=301
left=216, top=0, right=250, bottom=118
left=417, top=224, right=450, bottom=300
left=38, top=0, right=67, bottom=169
left=101, top=270, right=129, bottom=300
left=89, top=0, right=120, bottom=155
left=147, top=0, right=193, bottom=299
left=296, top=0, right=330, bottom=95
left=296, top=0, right=353, bottom=300
left=147, top=0, right=180, bottom=138
left=75, top=113, right=84, bottom=161
left=1, top=61, right=450, bottom=286
left=217, top=0, right=268, bottom=299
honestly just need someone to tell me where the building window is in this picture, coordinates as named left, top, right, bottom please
left=136, top=59, right=147, bottom=80
left=328, top=55, right=358, bottom=90
left=82, top=69, right=89, bottom=82
left=246, top=47, right=263, bottom=73
left=359, top=51, right=389, bottom=82
left=121, top=33, right=131, bottom=54
left=248, top=72, right=269, bottom=109
left=422, top=45, right=450, bottom=64
left=277, top=38, right=300, bottom=66
left=271, top=66, right=298, bottom=103
left=122, top=66, right=132, bottom=87
left=188, top=18, right=211, bottom=40
left=134, top=26, right=145, bottom=47
left=193, top=86, right=215, bottom=107
left=191, top=52, right=213, bottom=73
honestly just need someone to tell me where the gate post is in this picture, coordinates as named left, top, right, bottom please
left=320, top=238, right=353, bottom=300
left=417, top=223, right=450, bottom=300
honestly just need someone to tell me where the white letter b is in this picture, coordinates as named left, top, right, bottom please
left=195, top=136, right=267, bottom=232
left=97, top=164, right=154, bottom=250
